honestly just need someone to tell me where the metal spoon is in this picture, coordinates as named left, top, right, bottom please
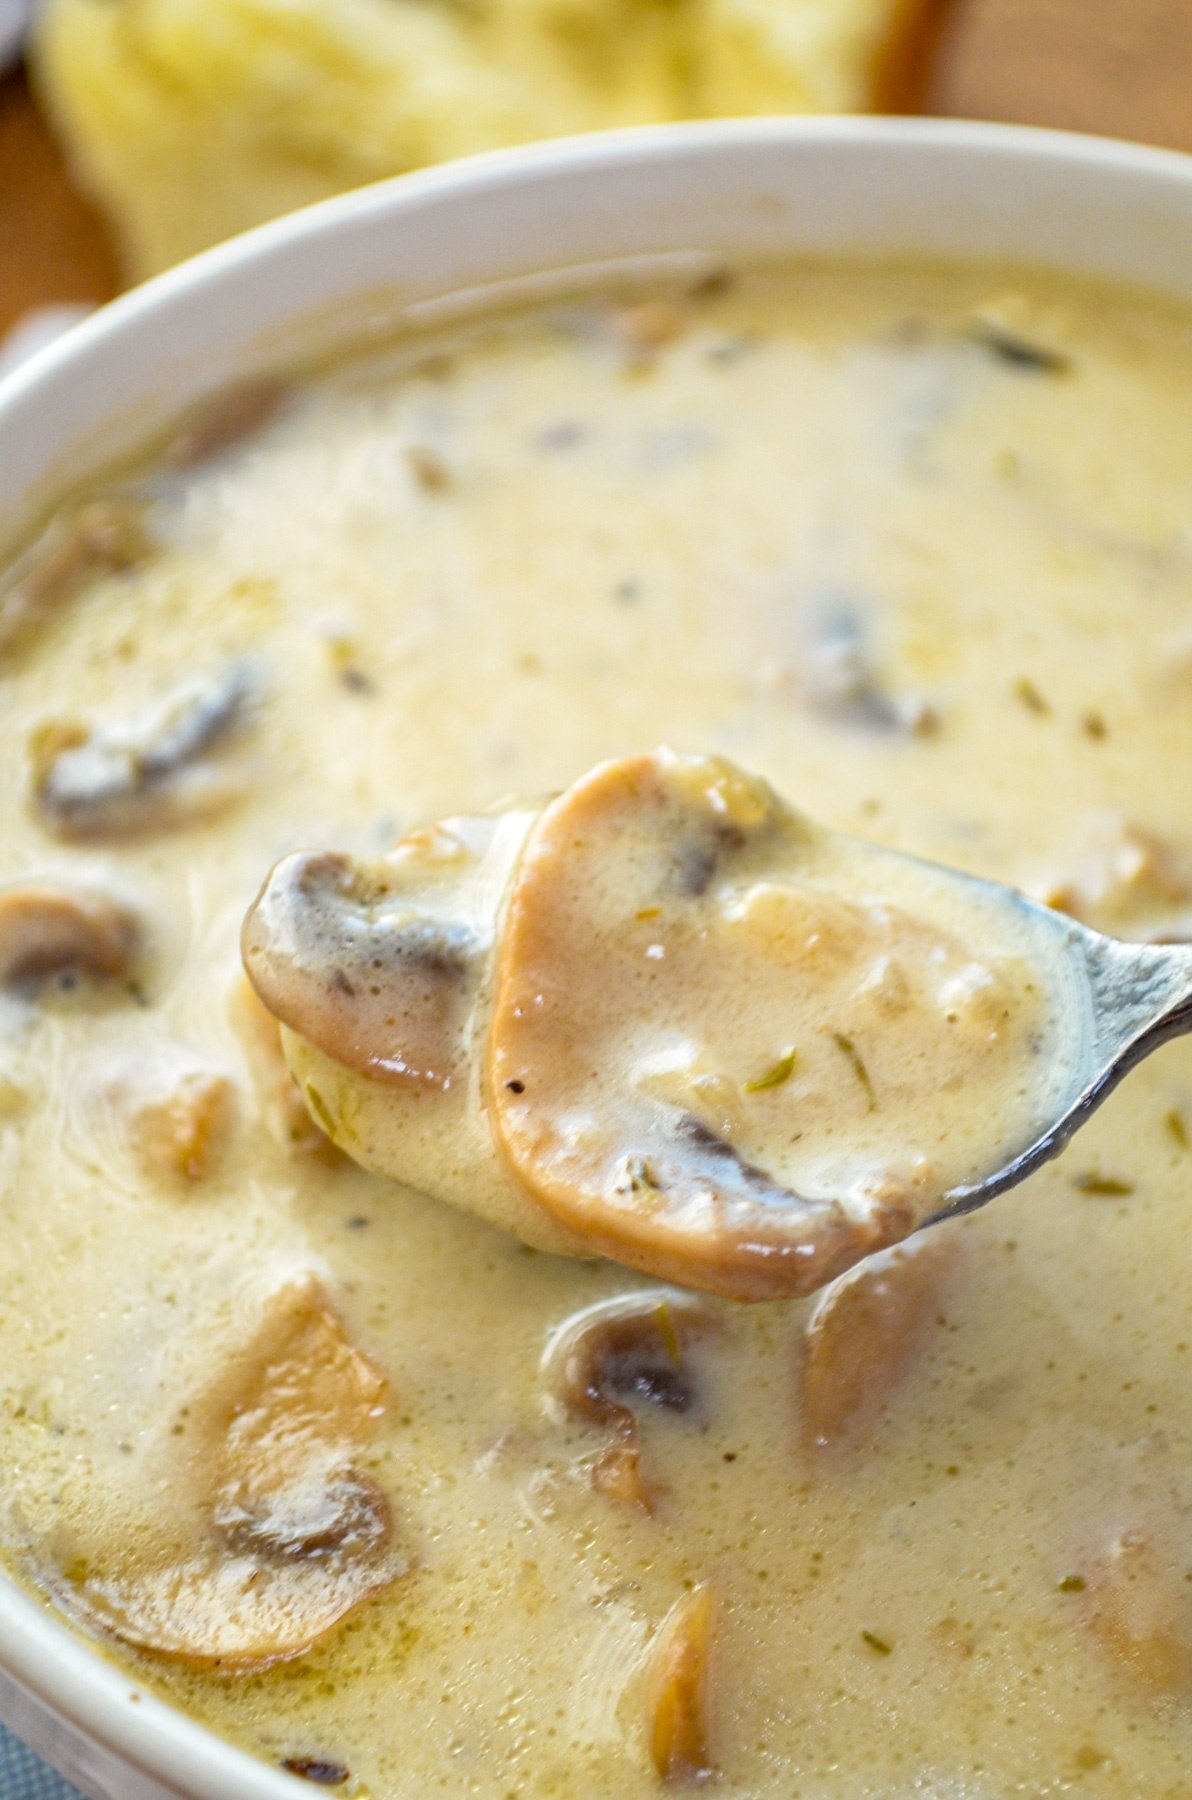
left=925, top=891, right=1192, bottom=1226
left=243, top=744, right=1192, bottom=1300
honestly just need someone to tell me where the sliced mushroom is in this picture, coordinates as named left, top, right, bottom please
left=489, top=753, right=1039, bottom=1298
left=30, top=663, right=253, bottom=841
left=242, top=825, right=506, bottom=1093
left=124, top=1069, right=237, bottom=1184
left=800, top=1231, right=957, bottom=1453
left=244, top=802, right=588, bottom=1258
left=802, top=606, right=937, bottom=736
left=210, top=1284, right=389, bottom=1570
left=0, top=884, right=140, bottom=996
left=1040, top=818, right=1192, bottom=938
left=244, top=749, right=1051, bottom=1300
left=1070, top=1524, right=1192, bottom=1697
left=0, top=499, right=154, bottom=658
left=55, top=1277, right=402, bottom=1667
left=541, top=1290, right=715, bottom=1513
left=643, top=1585, right=717, bottom=1784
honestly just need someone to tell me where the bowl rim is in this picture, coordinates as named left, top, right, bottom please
left=3, top=111, right=1192, bottom=1799
left=9, top=109, right=1192, bottom=437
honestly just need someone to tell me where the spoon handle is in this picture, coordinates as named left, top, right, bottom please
left=934, top=931, right=1192, bottom=1227
left=1078, top=931, right=1192, bottom=1072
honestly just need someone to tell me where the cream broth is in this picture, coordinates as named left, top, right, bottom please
left=243, top=747, right=1060, bottom=1301
left=3, top=266, right=1192, bottom=1795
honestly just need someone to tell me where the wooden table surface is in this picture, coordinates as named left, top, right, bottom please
left=3, top=0, right=1192, bottom=338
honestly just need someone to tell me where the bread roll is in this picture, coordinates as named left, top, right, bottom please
left=34, top=0, right=926, bottom=277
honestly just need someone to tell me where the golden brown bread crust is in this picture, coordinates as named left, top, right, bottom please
left=35, top=0, right=937, bottom=277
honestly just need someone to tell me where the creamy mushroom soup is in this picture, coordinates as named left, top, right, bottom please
left=242, top=746, right=1064, bottom=1301
left=3, top=265, right=1192, bottom=1795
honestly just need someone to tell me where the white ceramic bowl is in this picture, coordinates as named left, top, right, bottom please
left=4, top=115, right=1192, bottom=1800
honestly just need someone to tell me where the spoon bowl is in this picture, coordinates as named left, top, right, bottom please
left=242, top=747, right=1188, bottom=1298
left=928, top=901, right=1192, bottom=1223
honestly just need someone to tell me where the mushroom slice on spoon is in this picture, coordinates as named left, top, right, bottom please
left=244, top=749, right=1066, bottom=1300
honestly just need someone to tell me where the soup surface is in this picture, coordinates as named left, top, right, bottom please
left=3, top=263, right=1192, bottom=1796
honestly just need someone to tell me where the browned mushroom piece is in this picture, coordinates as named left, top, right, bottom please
left=243, top=806, right=588, bottom=1256
left=643, top=1584, right=717, bottom=1784
left=802, top=608, right=937, bottom=736
left=242, top=832, right=493, bottom=1094
left=1067, top=1522, right=1192, bottom=1698
left=57, top=1277, right=402, bottom=1667
left=1040, top=818, right=1192, bottom=938
left=246, top=748, right=1050, bottom=1299
left=228, top=976, right=340, bottom=1159
left=800, top=1231, right=958, bottom=1453
left=164, top=377, right=289, bottom=469
left=489, top=751, right=990, bottom=1300
left=0, top=884, right=140, bottom=996
left=541, top=1291, right=715, bottom=1514
left=124, top=1069, right=238, bottom=1184
left=0, top=499, right=154, bottom=658
left=30, top=664, right=254, bottom=841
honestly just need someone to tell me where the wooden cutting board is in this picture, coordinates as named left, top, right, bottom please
left=2, top=0, right=1192, bottom=336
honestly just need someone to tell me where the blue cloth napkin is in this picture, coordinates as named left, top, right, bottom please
left=0, top=1725, right=83, bottom=1799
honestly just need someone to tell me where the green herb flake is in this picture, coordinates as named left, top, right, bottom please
left=1057, top=1573, right=1086, bottom=1593
left=833, top=1032, right=876, bottom=1109
left=744, top=1047, right=797, bottom=1093
left=970, top=319, right=1072, bottom=375
left=1167, top=1108, right=1189, bottom=1151
left=303, top=1083, right=337, bottom=1138
left=860, top=1629, right=892, bottom=1656
left=1073, top=1171, right=1135, bottom=1197
left=1013, top=676, right=1051, bottom=716
left=654, top=1302, right=683, bottom=1367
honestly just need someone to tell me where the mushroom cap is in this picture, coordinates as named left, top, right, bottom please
left=52, top=1278, right=403, bottom=1668
left=0, top=883, right=140, bottom=991
left=489, top=750, right=912, bottom=1301
left=243, top=749, right=1047, bottom=1301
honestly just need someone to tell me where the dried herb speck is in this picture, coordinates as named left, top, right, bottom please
left=832, top=1032, right=875, bottom=1109
left=744, top=1047, right=797, bottom=1093
left=654, top=1301, right=682, bottom=1366
left=970, top=321, right=1072, bottom=375
left=1073, top=1171, right=1134, bottom=1197
left=1013, top=676, right=1051, bottom=716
